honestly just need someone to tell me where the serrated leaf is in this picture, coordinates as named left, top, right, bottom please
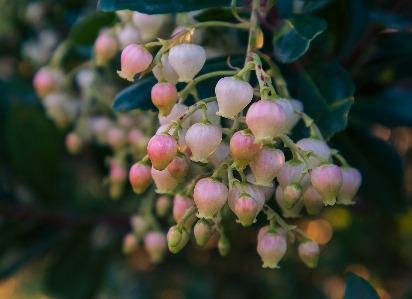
left=343, top=274, right=380, bottom=299
left=273, top=14, right=327, bottom=63
left=98, top=0, right=231, bottom=14
left=297, top=62, right=355, bottom=139
left=69, top=12, right=117, bottom=45
left=112, top=55, right=244, bottom=112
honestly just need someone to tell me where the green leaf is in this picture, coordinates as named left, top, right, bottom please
left=98, top=0, right=231, bottom=14
left=371, top=10, right=412, bottom=30
left=297, top=62, right=355, bottom=139
left=4, top=104, right=60, bottom=204
left=194, top=7, right=243, bottom=22
left=332, top=125, right=407, bottom=213
left=352, top=88, right=412, bottom=128
left=112, top=55, right=244, bottom=112
left=69, top=12, right=117, bottom=46
left=273, top=14, right=327, bottom=63
left=343, top=274, right=380, bottom=299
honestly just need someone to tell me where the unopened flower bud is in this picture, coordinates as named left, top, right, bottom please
left=275, top=185, right=304, bottom=218
left=303, top=186, right=324, bottom=216
left=249, top=147, right=284, bottom=186
left=152, top=55, right=179, bottom=85
left=257, top=226, right=287, bottom=241
left=33, top=67, right=64, bottom=98
left=283, top=183, right=303, bottom=210
left=144, top=231, right=167, bottom=263
left=117, top=44, right=153, bottom=82
left=122, top=233, right=137, bottom=254
left=173, top=194, right=197, bottom=231
left=194, top=178, right=228, bottom=219
left=278, top=160, right=311, bottom=191
left=185, top=123, right=222, bottom=163
left=167, top=225, right=182, bottom=248
left=337, top=167, right=362, bottom=205
left=129, top=163, right=152, bottom=194
left=132, top=12, right=166, bottom=41
left=166, top=152, right=190, bottom=183
left=130, top=215, right=147, bottom=236
left=298, top=239, right=320, bottom=268
left=257, top=231, right=287, bottom=268
left=65, top=132, right=82, bottom=154
left=311, top=163, right=343, bottom=206
left=94, top=33, right=118, bottom=66
left=168, top=44, right=206, bottom=82
left=156, top=196, right=171, bottom=218
left=230, top=130, right=262, bottom=170
left=218, top=235, right=231, bottom=256
left=228, top=184, right=265, bottom=218
left=194, top=219, right=213, bottom=246
left=147, top=133, right=178, bottom=170
left=151, top=167, right=178, bottom=194
left=296, top=138, right=331, bottom=168
left=109, top=160, right=127, bottom=184
left=151, top=82, right=178, bottom=117
left=168, top=226, right=189, bottom=253
left=107, top=127, right=127, bottom=151
left=235, top=194, right=258, bottom=227
left=116, top=23, right=141, bottom=48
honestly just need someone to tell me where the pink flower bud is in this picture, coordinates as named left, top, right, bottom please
left=311, top=164, right=343, bottom=206
left=151, top=82, right=178, bottom=117
left=117, top=44, right=153, bottom=82
left=230, top=130, right=262, bottom=169
left=337, top=167, right=362, bottom=205
left=167, top=225, right=182, bottom=248
left=65, top=133, right=82, bottom=154
left=107, top=127, right=127, bottom=151
left=109, top=160, right=127, bottom=184
left=147, top=134, right=178, bottom=170
left=208, top=142, right=230, bottom=167
left=191, top=101, right=220, bottom=126
left=156, top=196, right=171, bottom=218
left=283, top=183, right=303, bottom=210
left=152, top=55, right=179, bottom=85
left=33, top=67, right=64, bottom=98
left=247, top=174, right=276, bottom=202
left=277, top=160, right=311, bottom=191
left=116, top=23, right=141, bottom=48
left=185, top=123, right=222, bottom=163
left=129, top=129, right=148, bottom=153
left=144, top=231, right=167, bottom=263
left=168, top=226, right=189, bottom=253
left=156, top=125, right=187, bottom=151
left=257, top=231, right=287, bottom=268
left=194, top=178, right=228, bottom=219
left=94, top=33, right=118, bottom=66
left=275, top=186, right=304, bottom=218
left=173, top=194, right=197, bottom=231
left=168, top=44, right=206, bottom=82
left=235, top=194, right=257, bottom=227
left=218, top=235, right=230, bottom=256
left=249, top=147, right=284, bottom=186
left=246, top=100, right=286, bottom=144
left=132, top=12, right=165, bottom=41
left=130, top=215, right=148, bottom=236
left=159, top=103, right=191, bottom=129
left=122, top=233, right=137, bottom=254
left=298, top=239, right=320, bottom=268
left=151, top=167, right=178, bottom=194
left=129, top=163, right=152, bottom=194
left=228, top=184, right=265, bottom=218
left=276, top=98, right=295, bottom=133
left=194, top=219, right=213, bottom=246
left=215, top=77, right=254, bottom=119
left=166, top=152, right=190, bottom=183
left=303, top=186, right=324, bottom=216
left=258, top=226, right=287, bottom=241
left=296, top=138, right=331, bottom=168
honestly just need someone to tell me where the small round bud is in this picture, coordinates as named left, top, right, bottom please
left=303, top=186, right=324, bottom=216
left=215, top=77, right=254, bottom=119
left=65, top=133, right=82, bottom=154
left=94, top=33, right=118, bottom=66
left=144, top=231, right=167, bottom=263
left=275, top=185, right=304, bottom=218
left=283, top=183, right=303, bottom=210
left=337, top=167, right=362, bottom=205
left=235, top=194, right=258, bottom=227
left=296, top=138, right=331, bottom=168
left=218, top=235, right=231, bottom=256
left=311, top=163, right=343, bottom=206
left=151, top=83, right=178, bottom=117
left=122, top=233, right=138, bottom=254
left=156, top=196, right=171, bottom=218
left=33, top=67, right=64, bottom=98
left=167, top=226, right=182, bottom=248
left=228, top=184, right=265, bottom=219
left=277, top=160, right=311, bottom=191
left=257, top=231, right=287, bottom=268
left=132, top=12, right=166, bottom=41
left=129, top=163, right=152, bottom=194
left=298, top=239, right=320, bottom=268
left=246, top=100, right=287, bottom=144
left=168, top=227, right=189, bottom=253
left=185, top=123, right=222, bottom=163
left=109, top=160, right=127, bottom=184
left=117, top=44, right=153, bottom=82
left=194, top=219, right=213, bottom=246
left=194, top=178, right=228, bottom=219
left=166, top=152, right=190, bottom=183
left=249, top=147, right=285, bottom=186
left=147, top=134, right=178, bottom=170
left=152, top=55, right=179, bottom=85
left=107, top=127, right=127, bottom=151
left=173, top=194, right=197, bottom=231
left=230, top=130, right=262, bottom=170
left=151, top=167, right=178, bottom=195
left=168, top=44, right=206, bottom=82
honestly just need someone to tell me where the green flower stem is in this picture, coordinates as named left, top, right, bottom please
left=233, top=180, right=246, bottom=194
left=244, top=0, right=261, bottom=77
left=332, top=152, right=350, bottom=167
left=297, top=110, right=325, bottom=141
left=278, top=134, right=312, bottom=174
left=49, top=40, right=71, bottom=68
left=263, top=204, right=296, bottom=242
left=140, top=154, right=151, bottom=166
left=212, top=162, right=229, bottom=179
left=255, top=49, right=291, bottom=98
left=237, top=168, right=247, bottom=182
left=177, top=206, right=198, bottom=228
left=179, top=70, right=237, bottom=101
left=144, top=41, right=163, bottom=48
left=251, top=53, right=280, bottom=100
left=231, top=0, right=248, bottom=23
left=293, top=227, right=309, bottom=240
left=233, top=62, right=255, bottom=80
left=163, top=96, right=217, bottom=134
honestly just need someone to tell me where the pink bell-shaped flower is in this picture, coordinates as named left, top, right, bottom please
left=249, top=147, right=284, bottom=186
left=144, top=231, right=167, bottom=263
left=129, top=163, right=152, bottom=194
left=296, top=138, right=331, bottom=168
left=311, top=163, right=343, bottom=206
left=257, top=231, right=287, bottom=268
left=117, top=44, right=153, bottom=81
left=337, top=167, right=362, bottom=205
left=230, top=130, right=262, bottom=170
left=168, top=44, right=206, bottom=82
left=151, top=167, right=178, bottom=195
left=147, top=133, right=178, bottom=170
left=151, top=82, right=178, bottom=117
left=185, top=123, right=222, bottom=163
left=194, top=178, right=228, bottom=219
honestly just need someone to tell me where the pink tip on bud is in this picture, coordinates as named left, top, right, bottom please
left=155, top=196, right=171, bottom=218
left=194, top=219, right=213, bottom=246
left=235, top=194, right=258, bottom=227
left=117, top=44, right=153, bottom=82
left=144, top=232, right=167, bottom=263
left=151, top=82, right=178, bottom=117
left=122, top=233, right=138, bottom=254
left=230, top=130, right=262, bottom=170
left=283, top=183, right=303, bottom=210
left=147, top=133, right=178, bottom=170
left=65, top=132, right=82, bottom=155
left=311, top=163, right=343, bottom=206
left=298, top=239, right=320, bottom=268
left=94, top=33, right=118, bottom=66
left=173, top=194, right=197, bottom=231
left=129, top=163, right=152, bottom=194
left=166, top=152, right=190, bottom=183
left=33, top=67, right=64, bottom=98
left=109, top=160, right=127, bottom=184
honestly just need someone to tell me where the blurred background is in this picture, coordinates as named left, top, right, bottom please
left=0, top=0, right=412, bottom=298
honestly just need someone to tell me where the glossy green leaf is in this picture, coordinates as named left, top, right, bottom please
left=69, top=12, right=117, bottom=45
left=112, top=55, right=244, bottom=112
left=273, top=14, right=327, bottom=63
left=98, top=0, right=231, bottom=14
left=297, top=62, right=355, bottom=139
left=194, top=7, right=244, bottom=22
left=332, top=125, right=407, bottom=213
left=343, top=274, right=380, bottom=299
